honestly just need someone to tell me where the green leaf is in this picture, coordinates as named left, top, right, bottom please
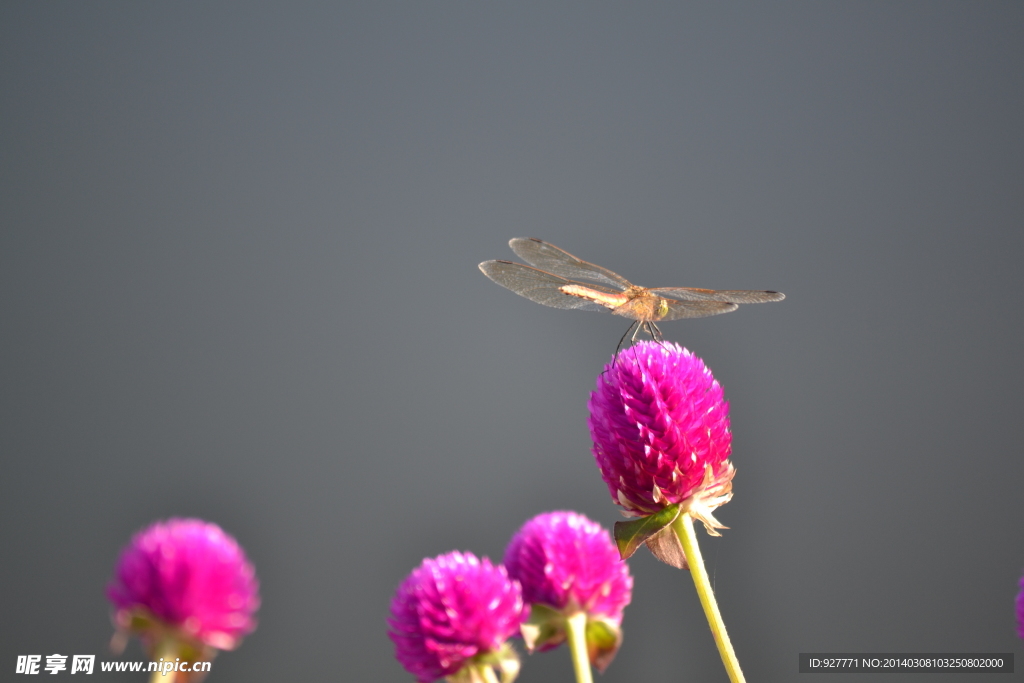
left=613, top=504, right=681, bottom=560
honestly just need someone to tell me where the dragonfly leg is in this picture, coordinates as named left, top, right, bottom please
left=630, top=321, right=647, bottom=344
left=626, top=323, right=650, bottom=369
left=648, top=322, right=672, bottom=352
left=609, top=321, right=639, bottom=367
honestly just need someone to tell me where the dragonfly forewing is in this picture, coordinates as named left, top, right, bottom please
left=478, top=260, right=619, bottom=311
left=508, top=237, right=633, bottom=289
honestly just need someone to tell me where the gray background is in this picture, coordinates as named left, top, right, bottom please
left=2, top=3, right=1022, bottom=681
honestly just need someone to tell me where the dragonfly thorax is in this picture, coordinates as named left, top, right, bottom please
left=612, top=288, right=670, bottom=321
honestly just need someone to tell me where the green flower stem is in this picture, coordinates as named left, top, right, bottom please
left=672, top=512, right=746, bottom=683
left=149, top=639, right=180, bottom=683
left=565, top=611, right=594, bottom=683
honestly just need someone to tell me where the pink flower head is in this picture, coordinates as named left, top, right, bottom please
left=1017, top=572, right=1024, bottom=640
left=589, top=341, right=734, bottom=524
left=504, top=511, right=632, bottom=672
left=504, top=511, right=632, bottom=625
left=107, top=518, right=260, bottom=652
left=388, top=551, right=524, bottom=683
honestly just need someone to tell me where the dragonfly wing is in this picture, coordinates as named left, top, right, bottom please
left=479, top=260, right=618, bottom=311
left=650, top=287, right=785, bottom=304
left=659, top=299, right=740, bottom=320
left=508, top=238, right=633, bottom=289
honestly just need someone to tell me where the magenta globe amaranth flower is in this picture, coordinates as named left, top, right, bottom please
left=388, top=551, right=524, bottom=683
left=505, top=511, right=632, bottom=619
left=107, top=518, right=259, bottom=664
left=1017, top=572, right=1024, bottom=640
left=589, top=340, right=732, bottom=514
left=589, top=342, right=736, bottom=566
left=590, top=341, right=751, bottom=681
left=504, top=511, right=632, bottom=673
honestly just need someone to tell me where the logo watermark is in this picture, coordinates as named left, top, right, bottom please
left=16, top=655, right=212, bottom=676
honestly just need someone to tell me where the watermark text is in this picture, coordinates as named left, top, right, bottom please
left=16, top=655, right=212, bottom=676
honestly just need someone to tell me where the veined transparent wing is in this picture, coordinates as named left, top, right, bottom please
left=508, top=238, right=633, bottom=289
left=478, top=260, right=621, bottom=311
left=650, top=287, right=785, bottom=304
left=658, top=299, right=740, bottom=321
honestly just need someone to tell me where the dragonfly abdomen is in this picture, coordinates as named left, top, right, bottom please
left=558, top=284, right=630, bottom=310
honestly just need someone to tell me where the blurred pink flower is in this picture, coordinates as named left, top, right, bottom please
left=504, top=511, right=631, bottom=624
left=388, top=551, right=524, bottom=683
left=1017, top=572, right=1024, bottom=640
left=588, top=341, right=733, bottom=519
left=107, top=518, right=259, bottom=653
left=504, top=511, right=632, bottom=672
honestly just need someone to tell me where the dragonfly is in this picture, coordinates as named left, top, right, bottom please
left=479, top=238, right=785, bottom=345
